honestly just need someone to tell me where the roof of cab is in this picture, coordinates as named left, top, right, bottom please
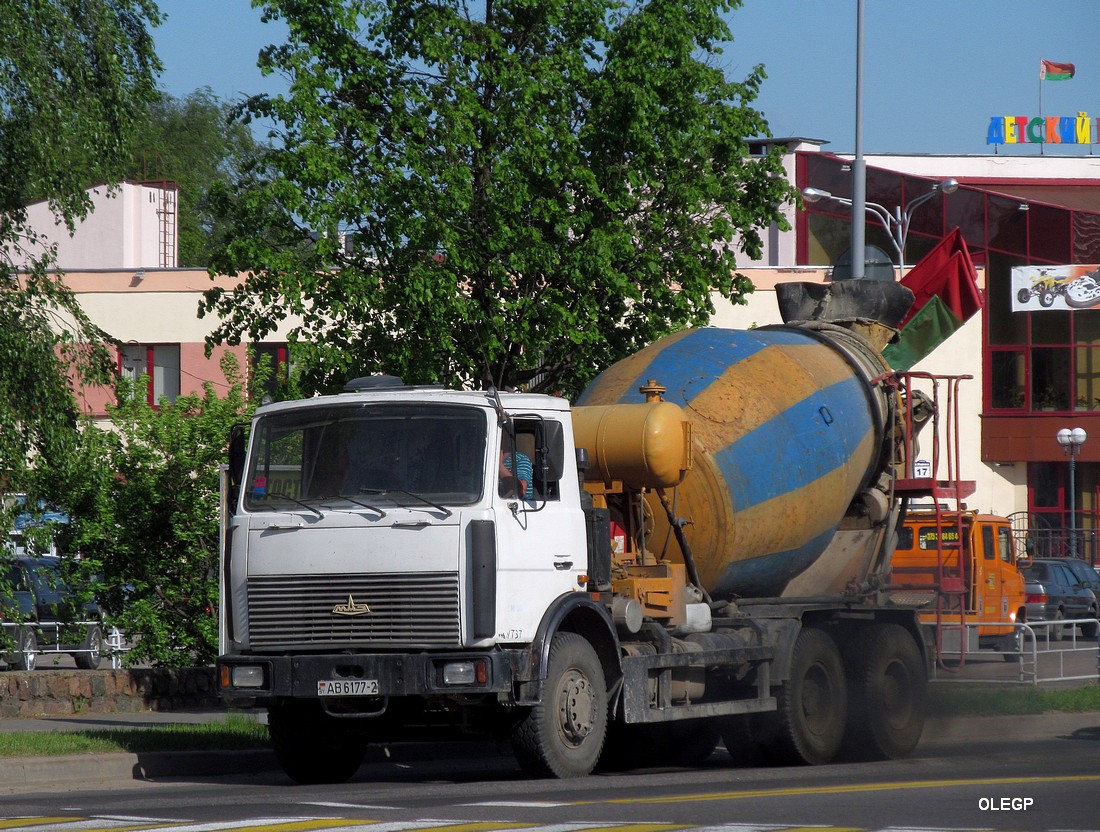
left=254, top=383, right=572, bottom=417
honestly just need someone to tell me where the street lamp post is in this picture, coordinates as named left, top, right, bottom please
left=801, top=178, right=959, bottom=278
left=1057, top=427, right=1087, bottom=558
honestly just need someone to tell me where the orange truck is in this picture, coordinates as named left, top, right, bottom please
left=890, top=510, right=1026, bottom=655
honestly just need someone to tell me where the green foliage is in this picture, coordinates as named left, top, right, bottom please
left=927, top=683, right=1100, bottom=716
left=54, top=353, right=256, bottom=668
left=123, top=88, right=270, bottom=266
left=202, top=0, right=795, bottom=398
left=0, top=0, right=161, bottom=498
left=0, top=713, right=270, bottom=756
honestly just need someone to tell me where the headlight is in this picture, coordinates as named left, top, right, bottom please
left=222, top=664, right=265, bottom=689
left=442, top=659, right=488, bottom=685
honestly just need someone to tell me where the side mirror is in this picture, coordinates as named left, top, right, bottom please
left=539, top=420, right=566, bottom=481
left=228, top=424, right=247, bottom=489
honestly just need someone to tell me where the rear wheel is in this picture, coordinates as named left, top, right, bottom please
left=268, top=699, right=367, bottom=784
left=719, top=714, right=767, bottom=767
left=599, top=720, right=718, bottom=770
left=767, top=627, right=847, bottom=765
left=512, top=632, right=607, bottom=778
left=1081, top=608, right=1098, bottom=639
left=74, top=625, right=103, bottom=670
left=1049, top=610, right=1065, bottom=642
left=660, top=720, right=720, bottom=766
left=842, top=624, right=926, bottom=760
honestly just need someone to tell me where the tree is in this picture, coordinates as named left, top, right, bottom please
left=0, top=0, right=161, bottom=511
left=53, top=354, right=255, bottom=667
left=125, top=88, right=269, bottom=266
left=202, top=0, right=795, bottom=398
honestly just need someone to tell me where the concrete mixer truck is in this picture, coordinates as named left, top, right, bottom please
left=216, top=280, right=957, bottom=782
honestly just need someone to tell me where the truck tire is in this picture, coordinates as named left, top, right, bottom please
left=268, top=699, right=367, bottom=784
left=12, top=627, right=37, bottom=672
left=599, top=720, right=719, bottom=771
left=719, top=714, right=766, bottom=766
left=842, top=623, right=926, bottom=760
left=74, top=625, right=103, bottom=670
left=660, top=720, right=721, bottom=766
left=512, top=632, right=607, bottom=778
left=767, top=627, right=847, bottom=765
left=596, top=722, right=660, bottom=771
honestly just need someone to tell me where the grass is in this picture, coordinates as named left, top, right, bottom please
left=927, top=681, right=1100, bottom=716
left=0, top=712, right=270, bottom=757
left=1, top=686, right=1098, bottom=758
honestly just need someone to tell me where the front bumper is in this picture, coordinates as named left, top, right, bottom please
left=217, top=649, right=529, bottom=704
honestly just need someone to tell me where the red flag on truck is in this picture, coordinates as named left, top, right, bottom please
left=882, top=228, right=983, bottom=370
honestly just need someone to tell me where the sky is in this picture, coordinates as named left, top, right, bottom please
left=153, top=0, right=1100, bottom=157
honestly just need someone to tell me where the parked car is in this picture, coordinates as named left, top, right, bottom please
left=1059, top=557, right=1100, bottom=608
left=1, top=556, right=104, bottom=671
left=1019, top=557, right=1099, bottom=640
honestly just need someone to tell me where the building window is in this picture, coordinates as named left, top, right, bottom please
left=119, top=344, right=180, bottom=405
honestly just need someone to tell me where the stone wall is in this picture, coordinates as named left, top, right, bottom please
left=0, top=668, right=220, bottom=718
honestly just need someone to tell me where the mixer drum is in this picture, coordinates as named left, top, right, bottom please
left=576, top=325, right=894, bottom=599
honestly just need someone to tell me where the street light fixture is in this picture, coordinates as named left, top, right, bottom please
left=801, top=178, right=958, bottom=276
left=1056, top=427, right=1087, bottom=558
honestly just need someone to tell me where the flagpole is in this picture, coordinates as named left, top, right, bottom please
left=1039, top=58, right=1045, bottom=155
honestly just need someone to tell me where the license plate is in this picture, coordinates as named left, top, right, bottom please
left=317, top=679, right=379, bottom=696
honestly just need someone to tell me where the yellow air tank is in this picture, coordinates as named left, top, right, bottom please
left=575, top=323, right=896, bottom=600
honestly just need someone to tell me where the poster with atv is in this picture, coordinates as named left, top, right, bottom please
left=1012, top=264, right=1100, bottom=311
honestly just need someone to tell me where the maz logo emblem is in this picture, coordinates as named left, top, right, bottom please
left=332, top=595, right=371, bottom=616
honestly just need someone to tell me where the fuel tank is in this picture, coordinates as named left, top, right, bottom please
left=575, top=323, right=897, bottom=600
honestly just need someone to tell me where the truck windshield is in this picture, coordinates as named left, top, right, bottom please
left=243, top=403, right=487, bottom=511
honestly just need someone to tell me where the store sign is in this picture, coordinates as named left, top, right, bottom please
left=987, top=113, right=1099, bottom=145
left=1011, top=264, right=1100, bottom=311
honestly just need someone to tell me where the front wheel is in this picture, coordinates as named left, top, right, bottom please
left=512, top=632, right=608, bottom=778
left=12, top=627, right=37, bottom=672
left=268, top=699, right=367, bottom=784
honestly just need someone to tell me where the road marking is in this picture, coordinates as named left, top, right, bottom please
left=0, top=822, right=175, bottom=832
left=595, top=774, right=1100, bottom=804
left=297, top=807, right=399, bottom=813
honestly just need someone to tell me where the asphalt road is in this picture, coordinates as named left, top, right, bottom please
left=2, top=709, right=1099, bottom=831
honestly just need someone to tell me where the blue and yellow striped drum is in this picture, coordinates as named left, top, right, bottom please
left=576, top=325, right=895, bottom=600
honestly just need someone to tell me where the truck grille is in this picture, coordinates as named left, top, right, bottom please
left=246, top=572, right=461, bottom=649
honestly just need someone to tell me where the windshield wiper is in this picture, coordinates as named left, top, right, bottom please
left=359, top=488, right=453, bottom=518
left=310, top=495, right=388, bottom=518
left=248, top=491, right=323, bottom=518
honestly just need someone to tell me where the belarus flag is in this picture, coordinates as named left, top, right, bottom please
left=1040, top=60, right=1075, bottom=80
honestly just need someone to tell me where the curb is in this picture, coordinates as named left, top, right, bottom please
left=0, top=749, right=279, bottom=793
